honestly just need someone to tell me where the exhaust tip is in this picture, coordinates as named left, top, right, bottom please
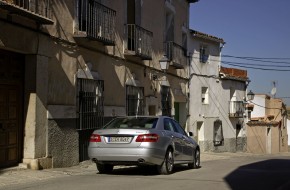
left=92, top=158, right=98, bottom=163
left=137, top=158, right=145, bottom=163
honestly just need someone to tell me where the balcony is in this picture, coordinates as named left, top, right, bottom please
left=0, top=0, right=53, bottom=24
left=229, top=101, right=245, bottom=118
left=124, top=24, right=153, bottom=60
left=75, top=0, right=116, bottom=46
left=164, top=41, right=187, bottom=69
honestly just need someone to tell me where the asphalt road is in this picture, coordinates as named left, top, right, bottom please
left=2, top=153, right=290, bottom=190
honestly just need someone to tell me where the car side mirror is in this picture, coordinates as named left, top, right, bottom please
left=188, top=132, right=193, bottom=137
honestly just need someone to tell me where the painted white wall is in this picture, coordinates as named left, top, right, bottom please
left=187, top=35, right=221, bottom=141
left=187, top=33, right=247, bottom=144
left=251, top=95, right=266, bottom=117
left=287, top=119, right=290, bottom=146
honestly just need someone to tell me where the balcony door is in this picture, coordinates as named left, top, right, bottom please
left=127, top=0, right=141, bottom=25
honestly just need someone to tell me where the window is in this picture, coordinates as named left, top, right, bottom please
left=200, top=46, right=209, bottom=63
left=161, top=86, right=172, bottom=116
left=201, top=87, right=209, bottom=104
left=164, top=118, right=187, bottom=136
left=213, top=120, right=224, bottom=146
left=77, top=79, right=104, bottom=130
left=104, top=117, right=158, bottom=129
left=172, top=120, right=187, bottom=136
left=165, top=12, right=174, bottom=41
left=164, top=118, right=176, bottom=132
left=126, top=85, right=144, bottom=116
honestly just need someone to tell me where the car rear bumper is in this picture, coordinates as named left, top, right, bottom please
left=88, top=147, right=165, bottom=165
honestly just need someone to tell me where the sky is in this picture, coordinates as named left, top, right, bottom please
left=189, top=0, right=290, bottom=106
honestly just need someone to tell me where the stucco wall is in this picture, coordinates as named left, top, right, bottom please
left=288, top=119, right=290, bottom=146
left=0, top=0, right=193, bottom=168
left=187, top=33, right=247, bottom=152
left=247, top=126, right=267, bottom=154
left=251, top=95, right=266, bottom=117
left=247, top=125, right=282, bottom=154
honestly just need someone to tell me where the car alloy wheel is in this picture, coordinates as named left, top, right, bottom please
left=195, top=149, right=200, bottom=168
left=188, top=149, right=200, bottom=169
left=158, top=149, right=174, bottom=175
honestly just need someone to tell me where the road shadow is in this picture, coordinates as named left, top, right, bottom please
left=224, top=159, right=290, bottom=190
left=98, top=164, right=201, bottom=176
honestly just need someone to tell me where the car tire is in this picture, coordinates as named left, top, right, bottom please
left=96, top=163, right=114, bottom=174
left=188, top=149, right=200, bottom=169
left=158, top=149, right=174, bottom=175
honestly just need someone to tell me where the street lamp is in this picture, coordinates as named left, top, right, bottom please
left=247, top=90, right=255, bottom=101
left=159, top=55, right=170, bottom=71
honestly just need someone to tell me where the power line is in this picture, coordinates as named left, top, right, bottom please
left=222, top=61, right=290, bottom=68
left=190, top=54, right=290, bottom=71
left=222, top=62, right=290, bottom=71
left=222, top=55, right=290, bottom=64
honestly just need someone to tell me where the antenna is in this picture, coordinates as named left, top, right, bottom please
left=270, top=81, right=277, bottom=98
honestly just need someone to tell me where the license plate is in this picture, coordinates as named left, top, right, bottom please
left=108, top=137, right=132, bottom=143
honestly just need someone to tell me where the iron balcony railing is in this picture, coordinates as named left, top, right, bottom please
left=78, top=0, right=116, bottom=45
left=0, top=0, right=53, bottom=24
left=124, top=24, right=153, bottom=60
left=229, top=101, right=245, bottom=118
left=164, top=41, right=187, bottom=69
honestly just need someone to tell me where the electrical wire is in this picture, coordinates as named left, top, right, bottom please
left=221, top=62, right=290, bottom=71
left=222, top=61, right=290, bottom=68
left=222, top=54, right=290, bottom=61
left=189, top=55, right=290, bottom=71
left=248, top=100, right=282, bottom=110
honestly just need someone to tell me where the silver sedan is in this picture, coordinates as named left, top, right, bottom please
left=88, top=116, right=200, bottom=175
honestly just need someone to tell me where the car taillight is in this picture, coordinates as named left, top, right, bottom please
left=136, top=134, right=159, bottom=142
left=90, top=134, right=101, bottom=142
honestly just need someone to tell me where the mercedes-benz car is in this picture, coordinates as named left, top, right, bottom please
left=88, top=116, right=200, bottom=175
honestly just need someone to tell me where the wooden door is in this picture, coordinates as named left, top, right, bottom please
left=0, top=85, right=21, bottom=168
left=0, top=49, right=24, bottom=168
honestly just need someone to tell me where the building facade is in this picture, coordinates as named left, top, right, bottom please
left=188, top=30, right=250, bottom=152
left=247, top=94, right=288, bottom=154
left=0, top=0, right=198, bottom=169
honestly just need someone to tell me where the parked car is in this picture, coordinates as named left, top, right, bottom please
left=88, top=116, right=200, bottom=175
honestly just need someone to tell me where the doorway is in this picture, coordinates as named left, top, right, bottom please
left=0, top=49, right=24, bottom=168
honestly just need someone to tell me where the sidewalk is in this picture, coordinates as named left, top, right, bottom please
left=0, top=152, right=288, bottom=189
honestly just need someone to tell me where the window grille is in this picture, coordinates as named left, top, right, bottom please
left=161, top=86, right=172, bottom=116
left=77, top=78, right=104, bottom=130
left=126, top=85, right=144, bottom=116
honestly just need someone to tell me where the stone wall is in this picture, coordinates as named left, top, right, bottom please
left=199, top=137, right=247, bottom=153
left=48, top=119, right=79, bottom=168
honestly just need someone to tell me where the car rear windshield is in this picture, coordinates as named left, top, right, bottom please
left=104, top=117, right=158, bottom=129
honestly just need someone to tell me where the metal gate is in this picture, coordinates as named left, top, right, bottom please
left=77, top=78, right=104, bottom=161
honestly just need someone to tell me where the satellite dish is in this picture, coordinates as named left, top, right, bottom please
left=271, top=81, right=277, bottom=98
left=271, top=87, right=277, bottom=98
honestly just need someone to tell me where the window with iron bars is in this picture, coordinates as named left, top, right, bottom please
left=77, top=78, right=104, bottom=130
left=126, top=85, right=144, bottom=116
left=161, top=85, right=172, bottom=116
